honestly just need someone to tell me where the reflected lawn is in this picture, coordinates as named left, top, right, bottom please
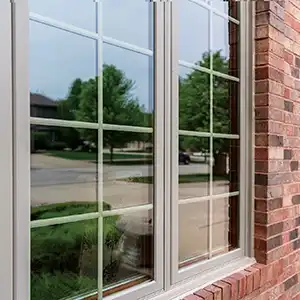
left=31, top=202, right=121, bottom=300
left=122, top=174, right=228, bottom=184
left=47, top=150, right=151, bottom=161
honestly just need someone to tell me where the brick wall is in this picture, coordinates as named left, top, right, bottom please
left=182, top=0, right=300, bottom=299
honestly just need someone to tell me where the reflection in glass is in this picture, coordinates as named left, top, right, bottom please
left=103, top=0, right=153, bottom=49
left=179, top=67, right=210, bottom=132
left=31, top=220, right=98, bottom=300
left=179, top=1, right=209, bottom=65
left=178, top=137, right=210, bottom=199
left=103, top=210, right=153, bottom=295
left=103, top=43, right=153, bottom=115
left=212, top=77, right=239, bottom=134
left=30, top=126, right=98, bottom=218
left=103, top=131, right=153, bottom=210
left=212, top=197, right=229, bottom=255
left=212, top=196, right=239, bottom=256
left=212, top=138, right=239, bottom=195
left=212, top=15, right=239, bottom=76
left=30, top=21, right=97, bottom=117
left=29, top=0, right=97, bottom=31
left=179, top=201, right=209, bottom=266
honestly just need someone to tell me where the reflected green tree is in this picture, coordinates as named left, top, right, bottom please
left=56, top=79, right=83, bottom=150
left=179, top=51, right=230, bottom=157
left=76, top=64, right=146, bottom=162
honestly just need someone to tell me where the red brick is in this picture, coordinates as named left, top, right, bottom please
left=284, top=49, right=294, bottom=64
left=246, top=267, right=261, bottom=290
left=256, top=80, right=269, bottom=94
left=204, top=285, right=221, bottom=300
left=240, top=270, right=254, bottom=295
left=213, top=281, right=231, bottom=300
left=255, top=134, right=268, bottom=147
left=222, top=276, right=238, bottom=300
left=230, top=273, right=247, bottom=298
left=253, top=263, right=267, bottom=285
left=269, top=53, right=285, bottom=71
left=194, top=289, right=213, bottom=300
left=183, top=296, right=202, bottom=300
left=255, top=93, right=269, bottom=106
left=255, top=147, right=269, bottom=160
left=256, top=39, right=269, bottom=53
left=256, top=52, right=269, bottom=66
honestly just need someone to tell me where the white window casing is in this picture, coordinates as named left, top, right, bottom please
left=7, top=0, right=255, bottom=299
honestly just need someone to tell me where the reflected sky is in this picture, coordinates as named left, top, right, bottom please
left=29, top=0, right=231, bottom=110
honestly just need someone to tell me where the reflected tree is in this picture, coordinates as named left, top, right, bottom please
left=179, top=51, right=230, bottom=171
left=76, top=64, right=146, bottom=162
left=56, top=79, right=83, bottom=150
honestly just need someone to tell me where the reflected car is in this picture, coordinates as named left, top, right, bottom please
left=179, top=151, right=190, bottom=165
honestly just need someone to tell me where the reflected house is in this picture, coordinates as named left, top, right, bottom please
left=30, top=92, right=58, bottom=119
left=30, top=93, right=58, bottom=151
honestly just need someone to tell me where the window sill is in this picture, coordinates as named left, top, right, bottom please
left=81, top=256, right=255, bottom=300
left=151, top=256, right=256, bottom=300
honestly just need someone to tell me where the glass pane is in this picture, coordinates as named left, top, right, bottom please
left=103, top=209, right=153, bottom=296
left=179, top=1, right=209, bottom=66
left=212, top=77, right=239, bottom=134
left=179, top=201, right=209, bottom=267
left=30, top=22, right=97, bottom=121
left=212, top=138, right=239, bottom=195
left=103, top=131, right=153, bottom=210
left=178, top=136, right=210, bottom=199
left=29, top=0, right=97, bottom=32
left=31, top=126, right=98, bottom=219
left=212, top=196, right=239, bottom=256
left=31, top=219, right=98, bottom=300
left=179, top=67, right=210, bottom=133
left=210, top=0, right=240, bottom=19
left=103, top=0, right=153, bottom=49
left=103, top=43, right=153, bottom=121
left=212, top=15, right=239, bottom=77
left=102, top=44, right=154, bottom=210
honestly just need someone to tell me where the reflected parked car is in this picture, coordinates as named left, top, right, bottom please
left=179, top=151, right=190, bottom=165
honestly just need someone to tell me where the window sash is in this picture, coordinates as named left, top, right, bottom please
left=167, top=0, right=253, bottom=284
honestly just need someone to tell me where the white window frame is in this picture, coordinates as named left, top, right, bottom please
left=9, top=0, right=255, bottom=300
left=166, top=0, right=255, bottom=286
left=0, top=1, right=13, bottom=300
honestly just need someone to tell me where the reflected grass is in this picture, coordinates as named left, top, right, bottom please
left=122, top=174, right=228, bottom=184
left=47, top=150, right=151, bottom=161
left=31, top=202, right=122, bottom=300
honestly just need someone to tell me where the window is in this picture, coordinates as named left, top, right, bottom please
left=10, top=0, right=254, bottom=299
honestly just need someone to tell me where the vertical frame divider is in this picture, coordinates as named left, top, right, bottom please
left=208, top=5, right=213, bottom=260
left=170, top=0, right=180, bottom=284
left=0, top=0, right=13, bottom=299
left=12, top=0, right=31, bottom=299
left=153, top=1, right=165, bottom=288
left=96, top=0, right=103, bottom=299
left=164, top=0, right=171, bottom=290
left=148, top=0, right=154, bottom=226
left=239, top=0, right=254, bottom=258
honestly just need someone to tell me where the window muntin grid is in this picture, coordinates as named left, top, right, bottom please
left=172, top=0, right=242, bottom=283
left=14, top=0, right=250, bottom=299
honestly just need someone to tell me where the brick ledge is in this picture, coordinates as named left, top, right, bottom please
left=182, top=260, right=285, bottom=300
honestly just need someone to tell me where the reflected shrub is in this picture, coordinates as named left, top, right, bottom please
left=49, top=141, right=68, bottom=151
left=31, top=131, right=51, bottom=152
left=31, top=272, right=97, bottom=300
left=31, top=202, right=123, bottom=300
